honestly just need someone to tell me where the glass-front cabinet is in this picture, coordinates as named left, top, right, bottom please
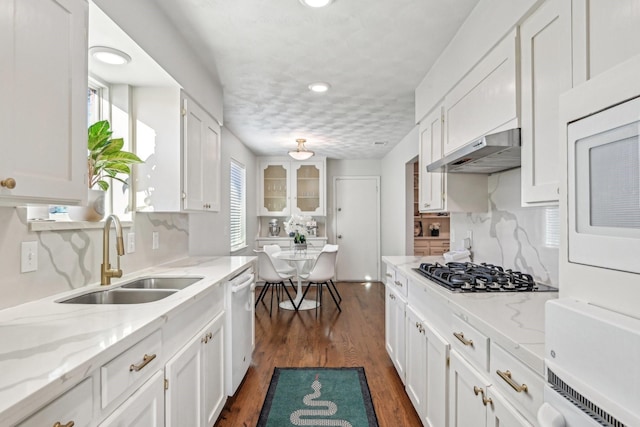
left=258, top=158, right=325, bottom=216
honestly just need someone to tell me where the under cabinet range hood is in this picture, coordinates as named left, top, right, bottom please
left=427, top=128, right=521, bottom=174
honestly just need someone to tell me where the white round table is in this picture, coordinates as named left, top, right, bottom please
left=273, top=249, right=321, bottom=310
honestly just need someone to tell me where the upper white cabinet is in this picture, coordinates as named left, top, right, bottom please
left=134, top=88, right=220, bottom=212
left=418, top=106, right=444, bottom=212
left=0, top=0, right=87, bottom=206
left=572, top=0, right=640, bottom=85
left=258, top=158, right=326, bottom=216
left=520, top=0, right=572, bottom=205
left=443, top=30, right=519, bottom=157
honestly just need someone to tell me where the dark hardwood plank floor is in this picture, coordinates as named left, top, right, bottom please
left=215, top=281, right=422, bottom=427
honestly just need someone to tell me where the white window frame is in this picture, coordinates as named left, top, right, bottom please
left=230, top=159, right=247, bottom=252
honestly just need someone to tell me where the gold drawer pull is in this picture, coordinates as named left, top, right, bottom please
left=53, top=422, right=75, bottom=427
left=129, top=353, right=156, bottom=372
left=389, top=293, right=396, bottom=300
left=201, top=332, right=213, bottom=344
left=453, top=332, right=474, bottom=347
left=394, top=280, right=403, bottom=287
left=1, top=178, right=16, bottom=189
left=385, top=273, right=393, bottom=278
left=496, top=369, right=528, bottom=393
left=473, top=386, right=493, bottom=406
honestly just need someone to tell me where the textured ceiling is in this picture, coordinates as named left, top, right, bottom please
left=152, top=0, right=481, bottom=159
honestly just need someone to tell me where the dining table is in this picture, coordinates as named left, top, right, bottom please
left=273, top=249, right=321, bottom=310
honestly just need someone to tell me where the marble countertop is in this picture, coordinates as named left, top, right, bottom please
left=0, top=255, right=255, bottom=426
left=382, top=256, right=558, bottom=375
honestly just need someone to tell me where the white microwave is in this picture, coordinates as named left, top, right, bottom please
left=559, top=54, right=640, bottom=319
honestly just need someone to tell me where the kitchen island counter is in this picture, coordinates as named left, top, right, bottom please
left=0, top=255, right=255, bottom=426
left=382, top=255, right=558, bottom=375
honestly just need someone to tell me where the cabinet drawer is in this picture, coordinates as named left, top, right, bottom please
left=429, top=247, right=448, bottom=256
left=490, top=343, right=543, bottom=422
left=450, top=315, right=489, bottom=371
left=101, top=330, right=162, bottom=409
left=18, top=378, right=93, bottom=427
left=430, top=240, right=450, bottom=248
left=384, top=265, right=396, bottom=287
left=392, top=270, right=409, bottom=298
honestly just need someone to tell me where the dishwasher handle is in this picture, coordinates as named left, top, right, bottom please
left=231, top=274, right=254, bottom=293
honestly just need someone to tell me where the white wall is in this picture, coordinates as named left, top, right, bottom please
left=380, top=126, right=420, bottom=256
left=189, top=128, right=258, bottom=256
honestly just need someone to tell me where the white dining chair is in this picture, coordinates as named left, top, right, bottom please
left=254, top=250, right=297, bottom=316
left=321, top=244, right=342, bottom=304
left=298, top=245, right=340, bottom=316
left=263, top=244, right=296, bottom=275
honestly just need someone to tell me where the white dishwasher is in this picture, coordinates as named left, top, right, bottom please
left=224, top=268, right=255, bottom=397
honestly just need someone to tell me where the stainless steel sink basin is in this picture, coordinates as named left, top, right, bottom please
left=60, top=288, right=177, bottom=304
left=120, top=276, right=203, bottom=290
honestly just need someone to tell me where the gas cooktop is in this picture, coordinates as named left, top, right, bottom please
left=412, top=262, right=557, bottom=293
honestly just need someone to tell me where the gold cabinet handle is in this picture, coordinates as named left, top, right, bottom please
left=1, top=178, right=16, bottom=189
left=201, top=332, right=213, bottom=344
left=129, top=353, right=156, bottom=372
left=473, top=386, right=493, bottom=406
left=453, top=332, right=474, bottom=347
left=385, top=273, right=393, bottom=278
left=53, top=422, right=75, bottom=427
left=389, top=293, right=396, bottom=300
left=394, top=280, right=403, bottom=287
left=496, top=369, right=528, bottom=393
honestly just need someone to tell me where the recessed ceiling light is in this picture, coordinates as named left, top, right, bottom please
left=89, top=46, right=131, bottom=65
left=308, top=82, right=331, bottom=93
left=299, top=0, right=334, bottom=8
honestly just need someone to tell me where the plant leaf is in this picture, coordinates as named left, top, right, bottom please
left=96, top=180, right=109, bottom=191
left=102, top=138, right=124, bottom=154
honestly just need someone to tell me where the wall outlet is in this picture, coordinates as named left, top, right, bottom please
left=152, top=231, right=159, bottom=250
left=21, top=241, right=38, bottom=273
left=127, top=232, right=136, bottom=253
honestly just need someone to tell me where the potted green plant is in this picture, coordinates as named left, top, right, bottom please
left=68, top=120, right=143, bottom=221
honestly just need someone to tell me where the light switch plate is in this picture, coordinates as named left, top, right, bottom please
left=127, top=232, right=135, bottom=253
left=152, top=231, right=159, bottom=250
left=21, top=241, right=38, bottom=273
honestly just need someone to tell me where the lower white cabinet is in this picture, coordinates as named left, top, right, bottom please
left=99, top=371, right=165, bottom=427
left=385, top=284, right=407, bottom=383
left=165, top=312, right=225, bottom=427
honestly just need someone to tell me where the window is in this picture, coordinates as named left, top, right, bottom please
left=230, top=159, right=246, bottom=252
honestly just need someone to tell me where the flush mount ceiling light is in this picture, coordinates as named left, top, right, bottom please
left=288, top=138, right=315, bottom=160
left=299, top=0, right=334, bottom=7
left=308, top=82, right=331, bottom=93
left=89, top=46, right=131, bottom=65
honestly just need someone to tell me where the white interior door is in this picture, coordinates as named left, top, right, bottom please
left=334, top=177, right=379, bottom=281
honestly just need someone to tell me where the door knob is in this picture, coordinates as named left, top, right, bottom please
left=1, top=178, right=16, bottom=189
left=338, top=235, right=342, bottom=239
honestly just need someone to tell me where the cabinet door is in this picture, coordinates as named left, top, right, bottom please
left=405, top=305, right=427, bottom=419
left=291, top=161, right=325, bottom=215
left=0, top=0, right=87, bottom=205
left=520, top=0, right=572, bottom=205
left=385, top=287, right=406, bottom=382
left=165, top=330, right=203, bottom=427
left=100, top=371, right=165, bottom=427
left=487, top=388, right=532, bottom=427
left=203, top=313, right=226, bottom=426
left=424, top=324, right=449, bottom=427
left=259, top=161, right=291, bottom=216
left=418, top=106, right=444, bottom=212
left=449, top=351, right=488, bottom=427
left=444, top=30, right=518, bottom=156
left=183, top=94, right=221, bottom=212
left=573, top=0, right=640, bottom=85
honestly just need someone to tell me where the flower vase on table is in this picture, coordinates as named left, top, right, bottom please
left=293, top=232, right=307, bottom=253
left=285, top=214, right=312, bottom=254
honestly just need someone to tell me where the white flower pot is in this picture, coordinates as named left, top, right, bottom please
left=68, top=189, right=105, bottom=222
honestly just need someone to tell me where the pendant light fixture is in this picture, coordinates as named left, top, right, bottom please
left=288, top=139, right=315, bottom=160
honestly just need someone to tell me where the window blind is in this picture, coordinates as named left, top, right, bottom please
left=230, top=159, right=246, bottom=252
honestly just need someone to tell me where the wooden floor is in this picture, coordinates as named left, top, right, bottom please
left=214, top=281, right=421, bottom=427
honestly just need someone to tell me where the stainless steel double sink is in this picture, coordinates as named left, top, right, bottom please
left=59, top=276, right=203, bottom=305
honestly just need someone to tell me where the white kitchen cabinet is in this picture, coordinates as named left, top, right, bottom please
left=258, top=158, right=326, bottom=216
left=443, top=30, right=519, bottom=157
left=487, top=387, right=532, bottom=427
left=165, top=312, right=225, bottom=427
left=134, top=87, right=220, bottom=212
left=417, top=105, right=488, bottom=213
left=17, top=378, right=93, bottom=427
left=520, top=0, right=572, bottom=206
left=405, top=305, right=427, bottom=415
left=99, top=371, right=165, bottom=427
left=572, top=0, right=640, bottom=85
left=0, top=0, right=87, bottom=206
left=418, top=106, right=444, bottom=212
left=385, top=284, right=407, bottom=383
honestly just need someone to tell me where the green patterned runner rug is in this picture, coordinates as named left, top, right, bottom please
left=257, top=367, right=379, bottom=427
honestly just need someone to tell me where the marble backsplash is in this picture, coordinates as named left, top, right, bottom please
left=0, top=207, right=189, bottom=310
left=450, top=168, right=559, bottom=287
